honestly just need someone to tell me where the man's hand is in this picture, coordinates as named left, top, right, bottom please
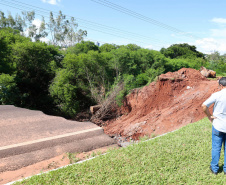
left=209, top=115, right=217, bottom=122
left=208, top=115, right=216, bottom=122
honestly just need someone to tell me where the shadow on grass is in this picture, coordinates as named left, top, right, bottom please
left=219, top=165, right=224, bottom=173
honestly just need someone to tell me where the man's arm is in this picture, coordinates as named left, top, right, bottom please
left=202, top=104, right=215, bottom=122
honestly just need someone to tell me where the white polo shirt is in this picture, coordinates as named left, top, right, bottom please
left=203, top=88, right=226, bottom=133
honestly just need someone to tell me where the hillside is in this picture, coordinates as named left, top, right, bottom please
left=103, top=68, right=219, bottom=139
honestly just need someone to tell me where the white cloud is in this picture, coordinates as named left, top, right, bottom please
left=32, top=19, right=42, bottom=28
left=183, top=19, right=226, bottom=54
left=24, top=19, right=42, bottom=35
left=211, top=18, right=226, bottom=24
left=41, top=0, right=61, bottom=5
left=192, top=38, right=226, bottom=54
left=22, top=19, right=49, bottom=42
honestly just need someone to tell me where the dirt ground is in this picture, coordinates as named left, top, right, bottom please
left=103, top=68, right=219, bottom=139
left=0, top=145, right=118, bottom=184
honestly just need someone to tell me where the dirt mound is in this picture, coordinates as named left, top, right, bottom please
left=103, top=68, right=219, bottom=140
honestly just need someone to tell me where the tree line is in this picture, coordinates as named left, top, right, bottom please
left=0, top=11, right=225, bottom=119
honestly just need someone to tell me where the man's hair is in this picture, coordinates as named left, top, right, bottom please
left=219, top=77, right=226, bottom=86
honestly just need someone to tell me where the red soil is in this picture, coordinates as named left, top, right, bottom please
left=103, top=68, right=219, bottom=139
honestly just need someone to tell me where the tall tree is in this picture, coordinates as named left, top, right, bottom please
left=99, top=43, right=118, bottom=52
left=0, top=10, right=87, bottom=46
left=13, top=41, right=59, bottom=110
left=0, top=28, right=30, bottom=74
left=66, top=41, right=99, bottom=55
left=160, top=43, right=205, bottom=59
left=0, top=11, right=24, bottom=31
left=48, top=11, right=87, bottom=46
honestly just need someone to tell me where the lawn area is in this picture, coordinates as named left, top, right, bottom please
left=15, top=118, right=226, bottom=184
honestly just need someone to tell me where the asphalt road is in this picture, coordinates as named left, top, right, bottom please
left=0, top=105, right=116, bottom=172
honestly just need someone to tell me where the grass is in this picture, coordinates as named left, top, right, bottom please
left=66, top=152, right=79, bottom=164
left=14, top=118, right=226, bottom=184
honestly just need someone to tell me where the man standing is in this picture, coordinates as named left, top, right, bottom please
left=202, top=77, right=226, bottom=175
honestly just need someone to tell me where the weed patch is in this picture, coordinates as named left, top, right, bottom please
left=66, top=153, right=79, bottom=164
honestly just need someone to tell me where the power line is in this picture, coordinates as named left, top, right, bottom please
left=89, top=0, right=220, bottom=51
left=0, top=0, right=172, bottom=47
left=2, top=0, right=217, bottom=53
left=89, top=0, right=200, bottom=39
left=0, top=1, right=166, bottom=47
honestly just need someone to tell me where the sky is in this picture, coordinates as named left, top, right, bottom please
left=1, top=0, right=226, bottom=54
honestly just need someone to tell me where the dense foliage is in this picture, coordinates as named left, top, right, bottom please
left=0, top=28, right=60, bottom=114
left=0, top=26, right=225, bottom=118
left=205, top=51, right=226, bottom=75
left=160, top=43, right=205, bottom=59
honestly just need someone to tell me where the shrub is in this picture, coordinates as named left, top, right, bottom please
left=0, top=74, right=19, bottom=105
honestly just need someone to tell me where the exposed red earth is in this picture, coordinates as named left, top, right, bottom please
left=103, top=68, right=219, bottom=139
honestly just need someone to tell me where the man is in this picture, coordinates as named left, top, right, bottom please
left=202, top=77, right=226, bottom=175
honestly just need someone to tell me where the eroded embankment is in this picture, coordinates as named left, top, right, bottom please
left=103, top=68, right=219, bottom=139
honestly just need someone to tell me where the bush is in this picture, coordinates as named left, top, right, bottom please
left=13, top=41, right=59, bottom=111
left=135, top=73, right=149, bottom=87
left=0, top=74, right=19, bottom=105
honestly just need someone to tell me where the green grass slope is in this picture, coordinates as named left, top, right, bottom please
left=15, top=118, right=226, bottom=184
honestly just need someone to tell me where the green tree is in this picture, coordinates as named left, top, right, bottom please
left=205, top=51, right=226, bottom=74
left=48, top=11, right=87, bottom=46
left=66, top=41, right=99, bottom=55
left=49, top=69, right=81, bottom=117
left=0, top=74, right=19, bottom=105
left=63, top=51, right=109, bottom=103
left=0, top=11, right=24, bottom=31
left=135, top=49, right=166, bottom=74
left=99, top=43, right=118, bottom=52
left=0, top=11, right=48, bottom=42
left=12, top=41, right=59, bottom=111
left=109, top=47, right=137, bottom=78
left=120, top=44, right=141, bottom=51
left=19, top=11, right=46, bottom=41
left=0, top=28, right=30, bottom=74
left=160, top=43, right=205, bottom=59
left=0, top=10, right=87, bottom=46
left=50, top=51, right=105, bottom=117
